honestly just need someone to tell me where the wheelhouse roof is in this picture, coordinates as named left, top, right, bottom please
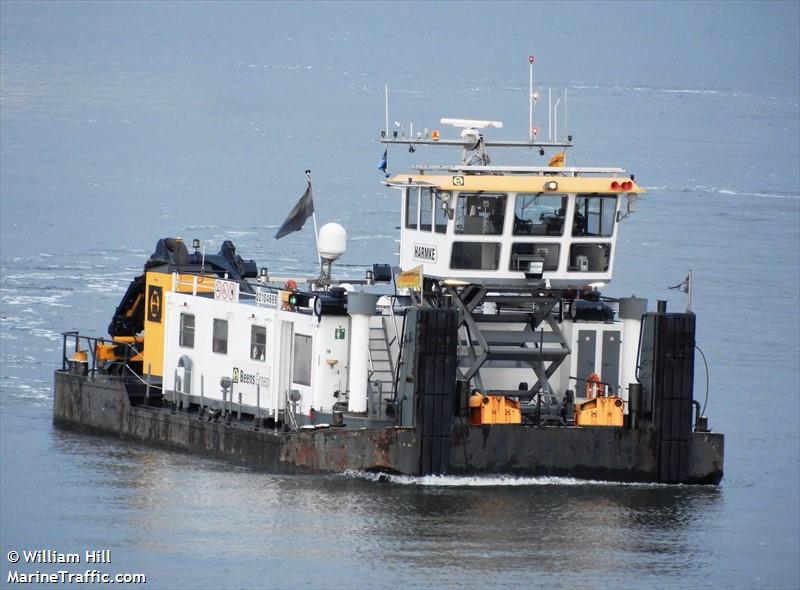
left=385, top=173, right=646, bottom=194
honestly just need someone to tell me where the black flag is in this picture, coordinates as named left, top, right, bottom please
left=275, top=179, right=314, bottom=239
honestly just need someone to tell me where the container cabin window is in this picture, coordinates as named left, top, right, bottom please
left=293, top=334, right=312, bottom=386
left=405, top=188, right=418, bottom=229
left=212, top=319, right=228, bottom=354
left=450, top=242, right=501, bottom=270
left=573, top=195, right=616, bottom=237
left=434, top=190, right=449, bottom=234
left=513, top=194, right=567, bottom=236
left=455, top=193, right=507, bottom=235
left=250, top=325, right=266, bottom=361
left=419, top=188, right=433, bottom=231
left=179, top=313, right=195, bottom=348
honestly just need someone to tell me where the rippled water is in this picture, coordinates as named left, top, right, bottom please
left=2, top=3, right=799, bottom=589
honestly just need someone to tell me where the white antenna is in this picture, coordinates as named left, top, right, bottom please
left=528, top=55, right=534, bottom=142
left=554, top=96, right=561, bottom=142
left=564, top=87, right=568, bottom=140
left=384, top=84, right=389, bottom=136
left=548, top=88, right=552, bottom=142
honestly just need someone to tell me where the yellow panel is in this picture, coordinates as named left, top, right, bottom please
left=387, top=174, right=646, bottom=195
left=143, top=272, right=169, bottom=377
left=469, top=393, right=522, bottom=425
left=575, top=396, right=624, bottom=427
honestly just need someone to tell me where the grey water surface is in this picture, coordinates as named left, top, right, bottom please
left=1, top=2, right=798, bottom=589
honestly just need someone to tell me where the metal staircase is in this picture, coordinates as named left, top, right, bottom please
left=367, top=315, right=397, bottom=403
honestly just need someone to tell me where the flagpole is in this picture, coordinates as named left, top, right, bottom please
left=687, top=269, right=693, bottom=312
left=306, top=170, right=322, bottom=269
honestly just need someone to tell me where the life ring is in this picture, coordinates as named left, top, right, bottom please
left=585, top=373, right=605, bottom=399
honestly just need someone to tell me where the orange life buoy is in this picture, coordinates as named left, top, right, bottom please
left=585, top=373, right=606, bottom=399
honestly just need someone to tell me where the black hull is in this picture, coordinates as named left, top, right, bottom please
left=53, top=371, right=724, bottom=484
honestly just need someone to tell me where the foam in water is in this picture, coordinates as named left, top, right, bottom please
left=343, top=471, right=674, bottom=488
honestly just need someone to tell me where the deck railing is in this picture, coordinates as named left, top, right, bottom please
left=59, top=331, right=141, bottom=380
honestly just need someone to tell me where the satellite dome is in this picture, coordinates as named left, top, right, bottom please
left=317, top=223, right=347, bottom=261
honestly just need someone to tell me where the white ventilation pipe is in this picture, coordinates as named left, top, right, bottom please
left=346, top=293, right=379, bottom=413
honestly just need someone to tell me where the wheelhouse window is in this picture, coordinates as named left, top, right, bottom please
left=450, top=242, right=501, bottom=270
left=419, top=188, right=433, bottom=231
left=572, top=195, right=617, bottom=237
left=250, top=325, right=266, bottom=361
left=212, top=319, right=228, bottom=354
left=455, top=193, right=507, bottom=236
left=405, top=188, right=418, bottom=229
left=513, top=193, right=567, bottom=236
left=179, top=313, right=195, bottom=348
left=434, top=190, right=449, bottom=234
left=510, top=243, right=561, bottom=272
left=293, top=333, right=312, bottom=386
left=569, top=243, right=611, bottom=272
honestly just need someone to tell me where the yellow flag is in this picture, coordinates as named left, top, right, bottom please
left=548, top=151, right=566, bottom=167
left=396, top=265, right=423, bottom=290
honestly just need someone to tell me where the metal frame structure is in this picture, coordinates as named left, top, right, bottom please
left=423, top=284, right=571, bottom=400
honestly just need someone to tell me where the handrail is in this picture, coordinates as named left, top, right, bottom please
left=366, top=343, right=375, bottom=380
left=388, top=296, right=401, bottom=351
left=391, top=311, right=408, bottom=406
left=410, top=164, right=626, bottom=175
left=59, top=331, right=143, bottom=381
left=381, top=315, right=396, bottom=386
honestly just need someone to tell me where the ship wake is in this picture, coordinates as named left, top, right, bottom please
left=344, top=471, right=674, bottom=488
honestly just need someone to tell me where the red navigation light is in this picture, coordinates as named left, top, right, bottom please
left=529, top=56, right=535, bottom=63
left=611, top=181, right=621, bottom=190
left=531, top=127, right=539, bottom=136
